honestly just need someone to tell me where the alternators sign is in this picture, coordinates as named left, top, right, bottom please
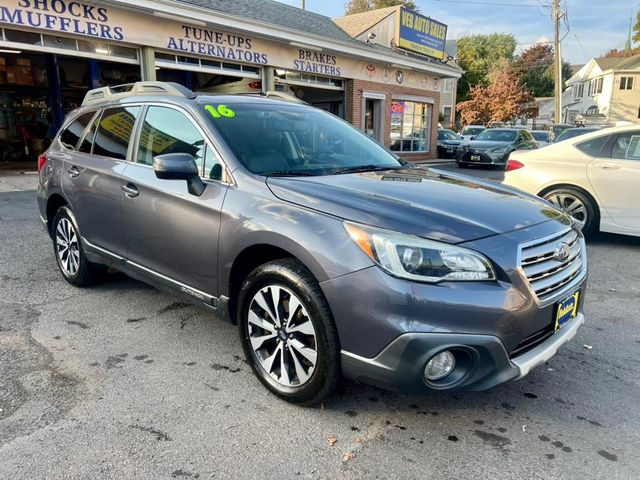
left=395, top=7, right=447, bottom=61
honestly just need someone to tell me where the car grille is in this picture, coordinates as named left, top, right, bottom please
left=519, top=227, right=586, bottom=303
left=510, top=324, right=555, bottom=358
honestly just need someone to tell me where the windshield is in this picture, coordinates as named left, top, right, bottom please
left=474, top=129, right=517, bottom=142
left=201, top=101, right=402, bottom=176
left=554, top=128, right=598, bottom=143
left=438, top=130, right=461, bottom=140
left=462, top=127, right=484, bottom=136
left=531, top=131, right=549, bottom=142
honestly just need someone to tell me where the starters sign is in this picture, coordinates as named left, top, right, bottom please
left=396, top=7, right=447, bottom=61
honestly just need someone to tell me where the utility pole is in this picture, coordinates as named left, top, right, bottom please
left=301, top=0, right=305, bottom=10
left=553, top=0, right=562, bottom=124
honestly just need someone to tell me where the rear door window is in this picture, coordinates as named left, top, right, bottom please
left=608, top=131, right=640, bottom=160
left=59, top=111, right=96, bottom=150
left=93, top=106, right=141, bottom=160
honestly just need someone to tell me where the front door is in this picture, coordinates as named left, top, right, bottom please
left=121, top=104, right=228, bottom=298
left=587, top=130, right=640, bottom=231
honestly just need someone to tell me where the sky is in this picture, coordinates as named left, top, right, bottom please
left=275, top=0, right=636, bottom=64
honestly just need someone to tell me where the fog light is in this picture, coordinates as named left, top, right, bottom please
left=424, top=351, right=456, bottom=381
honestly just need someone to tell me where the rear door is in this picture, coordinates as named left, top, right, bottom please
left=60, top=105, right=141, bottom=257
left=587, top=130, right=640, bottom=231
left=120, top=104, right=229, bottom=298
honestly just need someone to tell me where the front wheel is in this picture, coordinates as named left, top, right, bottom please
left=542, top=187, right=598, bottom=236
left=238, top=259, right=340, bottom=405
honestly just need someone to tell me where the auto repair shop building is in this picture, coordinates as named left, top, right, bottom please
left=0, top=0, right=461, bottom=164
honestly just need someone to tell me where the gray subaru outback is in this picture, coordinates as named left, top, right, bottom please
left=37, top=82, right=587, bottom=404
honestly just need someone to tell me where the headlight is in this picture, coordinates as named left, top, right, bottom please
left=488, top=146, right=510, bottom=154
left=344, top=222, right=496, bottom=283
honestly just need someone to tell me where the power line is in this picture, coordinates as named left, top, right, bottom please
left=434, top=0, right=548, bottom=7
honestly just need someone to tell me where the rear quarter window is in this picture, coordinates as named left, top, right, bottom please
left=575, top=135, right=609, bottom=156
left=93, top=106, right=141, bottom=160
left=59, top=112, right=96, bottom=150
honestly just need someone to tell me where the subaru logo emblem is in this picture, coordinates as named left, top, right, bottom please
left=555, top=243, right=571, bottom=262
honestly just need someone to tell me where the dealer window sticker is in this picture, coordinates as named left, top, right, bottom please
left=625, top=135, right=640, bottom=160
left=205, top=105, right=235, bottom=118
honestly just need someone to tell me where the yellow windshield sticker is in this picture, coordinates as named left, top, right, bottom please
left=205, top=105, right=235, bottom=118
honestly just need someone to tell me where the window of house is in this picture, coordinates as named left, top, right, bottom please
left=390, top=100, right=432, bottom=152
left=573, top=83, right=584, bottom=100
left=442, top=106, right=452, bottom=126
left=93, top=106, right=141, bottom=160
left=591, top=77, right=603, bottom=95
left=620, top=76, right=634, bottom=90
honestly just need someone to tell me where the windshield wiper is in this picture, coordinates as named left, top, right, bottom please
left=262, top=169, right=318, bottom=177
left=329, top=164, right=404, bottom=175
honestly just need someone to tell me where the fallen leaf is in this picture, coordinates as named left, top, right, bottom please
left=327, top=435, right=337, bottom=447
left=356, top=436, right=365, bottom=444
left=342, top=451, right=356, bottom=462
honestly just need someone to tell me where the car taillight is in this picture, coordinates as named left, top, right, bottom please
left=37, top=153, right=48, bottom=172
left=506, top=159, right=524, bottom=172
left=248, top=81, right=262, bottom=89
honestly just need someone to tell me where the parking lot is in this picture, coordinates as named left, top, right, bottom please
left=1, top=169, right=639, bottom=479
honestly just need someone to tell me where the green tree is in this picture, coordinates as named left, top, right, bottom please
left=634, top=11, right=640, bottom=43
left=344, top=0, right=417, bottom=15
left=510, top=43, right=573, bottom=97
left=456, top=33, right=517, bottom=103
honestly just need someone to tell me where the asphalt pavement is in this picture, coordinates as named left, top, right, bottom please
left=1, top=171, right=639, bottom=479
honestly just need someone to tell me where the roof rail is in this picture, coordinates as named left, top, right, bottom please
left=226, top=90, right=308, bottom=105
left=81, top=81, right=197, bottom=106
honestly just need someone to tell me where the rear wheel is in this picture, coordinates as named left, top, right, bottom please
left=542, top=187, right=598, bottom=236
left=238, top=259, right=340, bottom=405
left=52, top=207, right=106, bottom=286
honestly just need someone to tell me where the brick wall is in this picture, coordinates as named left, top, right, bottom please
left=345, top=79, right=441, bottom=162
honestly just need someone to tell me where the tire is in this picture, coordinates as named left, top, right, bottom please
left=51, top=206, right=106, bottom=287
left=238, top=259, right=340, bottom=405
left=542, top=187, right=598, bottom=236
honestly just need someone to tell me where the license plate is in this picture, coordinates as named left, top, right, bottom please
left=554, top=291, right=580, bottom=330
left=470, top=155, right=481, bottom=161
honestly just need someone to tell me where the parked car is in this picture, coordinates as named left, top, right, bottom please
left=456, top=128, right=538, bottom=169
left=553, top=127, right=600, bottom=143
left=37, top=82, right=587, bottom=404
left=503, top=125, right=640, bottom=237
left=531, top=130, right=551, bottom=147
left=437, top=129, right=465, bottom=159
left=459, top=125, right=485, bottom=141
left=550, top=123, right=574, bottom=141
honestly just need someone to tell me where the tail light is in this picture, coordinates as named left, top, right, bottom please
left=248, top=81, right=262, bottom=89
left=506, top=159, right=524, bottom=172
left=37, top=153, right=48, bottom=172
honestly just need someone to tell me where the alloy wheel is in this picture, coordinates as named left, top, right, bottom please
left=247, top=285, right=318, bottom=387
left=544, top=192, right=587, bottom=230
left=56, top=217, right=80, bottom=276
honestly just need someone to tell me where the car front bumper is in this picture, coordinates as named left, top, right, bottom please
left=456, top=150, right=509, bottom=165
left=340, top=313, right=584, bottom=393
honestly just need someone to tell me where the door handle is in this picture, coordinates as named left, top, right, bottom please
left=67, top=166, right=80, bottom=178
left=121, top=183, right=139, bottom=198
left=597, top=163, right=621, bottom=170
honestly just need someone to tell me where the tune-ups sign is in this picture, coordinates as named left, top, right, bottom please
left=395, top=7, right=447, bottom=61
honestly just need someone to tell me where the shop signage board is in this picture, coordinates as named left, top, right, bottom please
left=395, top=7, right=447, bottom=61
left=0, top=0, right=439, bottom=89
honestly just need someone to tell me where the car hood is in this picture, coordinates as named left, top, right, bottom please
left=466, top=140, right=512, bottom=151
left=266, top=167, right=564, bottom=243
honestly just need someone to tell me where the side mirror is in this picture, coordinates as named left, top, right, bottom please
left=153, top=153, right=205, bottom=196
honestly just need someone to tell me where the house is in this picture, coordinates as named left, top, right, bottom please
left=564, top=54, right=640, bottom=125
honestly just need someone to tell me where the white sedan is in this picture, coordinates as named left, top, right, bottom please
left=503, top=125, right=640, bottom=237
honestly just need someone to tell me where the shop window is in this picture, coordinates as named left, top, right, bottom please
left=59, top=111, right=97, bottom=150
left=93, top=106, right=141, bottom=160
left=3, top=29, right=41, bottom=46
left=136, top=106, right=208, bottom=176
left=43, top=35, right=77, bottom=50
left=390, top=100, right=432, bottom=152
